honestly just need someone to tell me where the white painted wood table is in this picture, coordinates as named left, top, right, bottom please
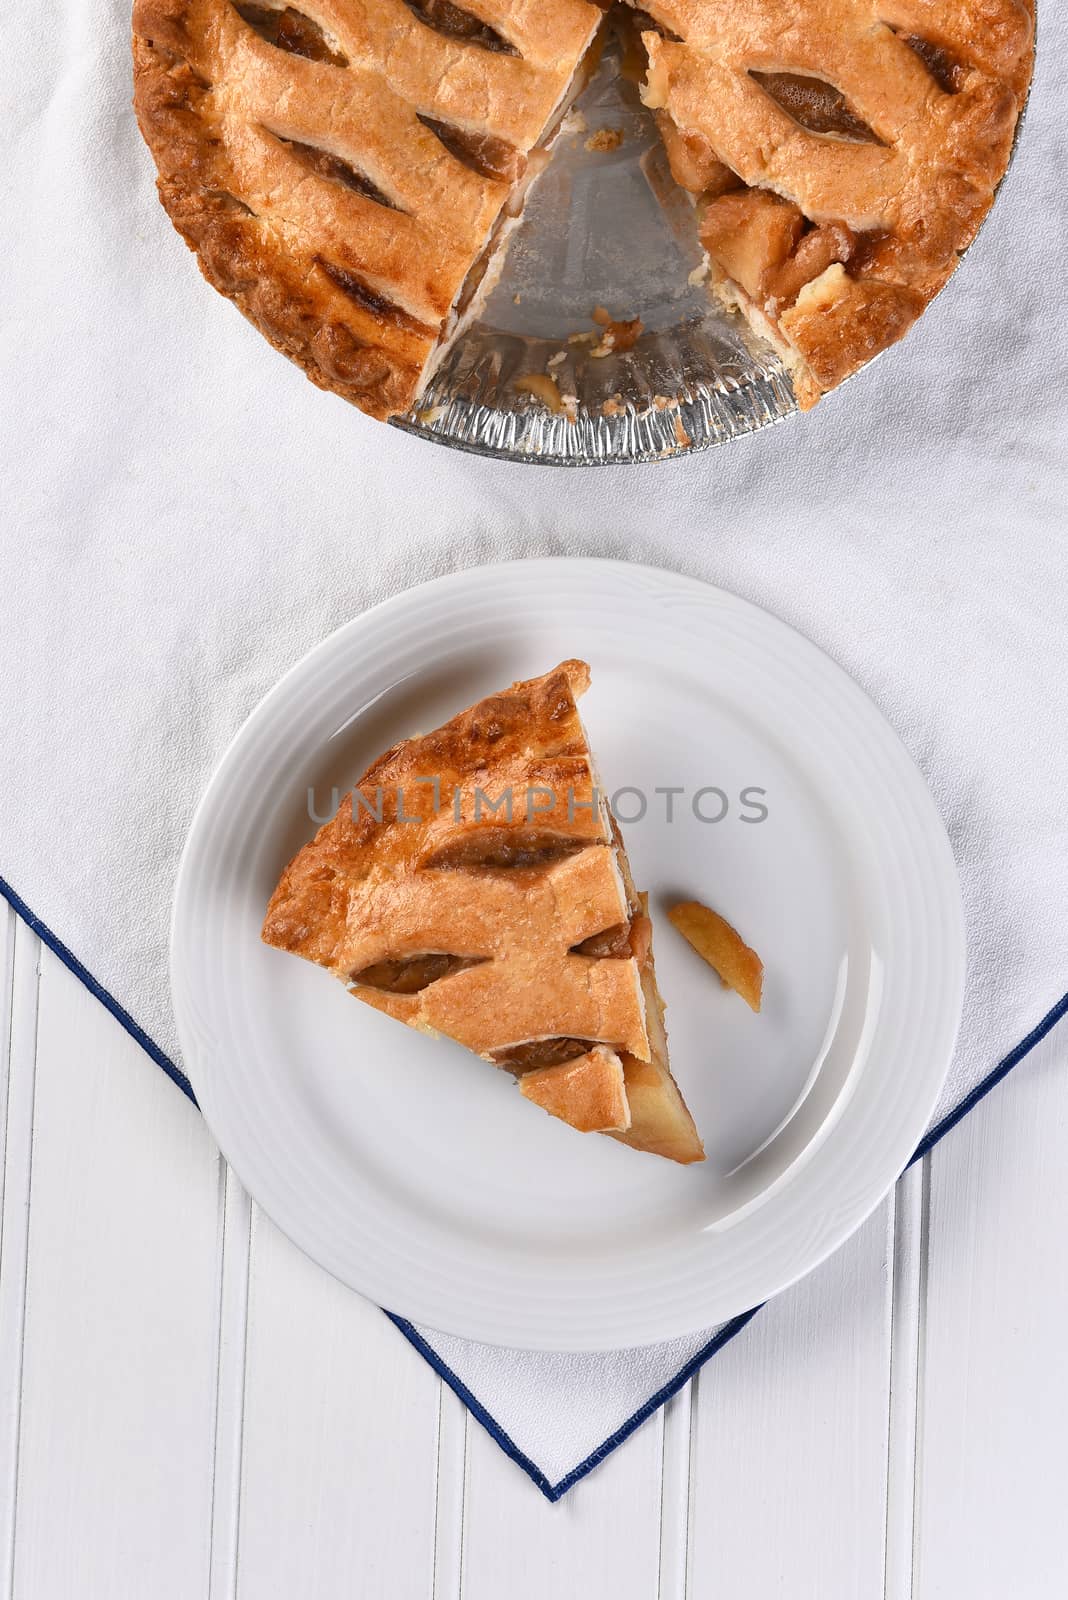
left=2, top=901, right=1066, bottom=1600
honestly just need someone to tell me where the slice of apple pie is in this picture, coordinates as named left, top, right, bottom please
left=262, top=660, right=705, bottom=1163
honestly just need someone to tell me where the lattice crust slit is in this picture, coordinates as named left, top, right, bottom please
left=262, top=661, right=706, bottom=1164
left=636, top=0, right=1034, bottom=405
left=132, top=0, right=602, bottom=418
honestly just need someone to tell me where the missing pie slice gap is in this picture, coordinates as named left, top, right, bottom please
left=261, top=659, right=705, bottom=1164
left=133, top=0, right=1034, bottom=419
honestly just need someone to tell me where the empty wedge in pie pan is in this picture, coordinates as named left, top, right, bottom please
left=391, top=25, right=1033, bottom=467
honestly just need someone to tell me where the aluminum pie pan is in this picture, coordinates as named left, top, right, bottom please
left=390, top=28, right=1033, bottom=468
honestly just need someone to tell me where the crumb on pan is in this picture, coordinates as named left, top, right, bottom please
left=585, top=127, right=624, bottom=153
left=515, top=372, right=565, bottom=412
left=514, top=373, right=577, bottom=422
left=589, top=307, right=644, bottom=358
left=566, top=309, right=644, bottom=358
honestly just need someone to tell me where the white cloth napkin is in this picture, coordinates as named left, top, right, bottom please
left=3, top=0, right=1066, bottom=1497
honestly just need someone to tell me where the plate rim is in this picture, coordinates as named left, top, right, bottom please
left=171, top=558, right=966, bottom=1349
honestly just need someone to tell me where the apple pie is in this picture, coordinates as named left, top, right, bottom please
left=133, top=0, right=1033, bottom=416
left=262, top=660, right=705, bottom=1162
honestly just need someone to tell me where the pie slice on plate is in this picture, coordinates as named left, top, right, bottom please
left=262, top=660, right=705, bottom=1163
left=132, top=0, right=1033, bottom=419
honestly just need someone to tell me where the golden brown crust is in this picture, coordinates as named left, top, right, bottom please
left=347, top=847, right=651, bottom=1061
left=132, top=0, right=599, bottom=418
left=518, top=1047, right=632, bottom=1134
left=263, top=658, right=601, bottom=956
left=263, top=660, right=650, bottom=1057
left=640, top=0, right=1035, bottom=403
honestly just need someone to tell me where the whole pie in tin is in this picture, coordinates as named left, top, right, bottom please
left=132, top=0, right=1034, bottom=421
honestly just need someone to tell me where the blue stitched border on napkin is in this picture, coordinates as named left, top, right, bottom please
left=3, top=871, right=1065, bottom=1504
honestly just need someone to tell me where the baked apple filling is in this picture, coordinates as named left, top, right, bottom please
left=403, top=0, right=518, bottom=55
left=232, top=2, right=347, bottom=65
left=351, top=952, right=486, bottom=994
left=895, top=32, right=968, bottom=94
left=417, top=116, right=525, bottom=185
left=748, top=72, right=883, bottom=144
left=271, top=135, right=402, bottom=209
left=492, top=1036, right=600, bottom=1071
left=422, top=829, right=590, bottom=871
left=319, top=258, right=437, bottom=334
left=571, top=912, right=652, bottom=965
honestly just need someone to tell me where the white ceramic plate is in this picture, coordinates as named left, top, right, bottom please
left=171, top=561, right=965, bottom=1350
